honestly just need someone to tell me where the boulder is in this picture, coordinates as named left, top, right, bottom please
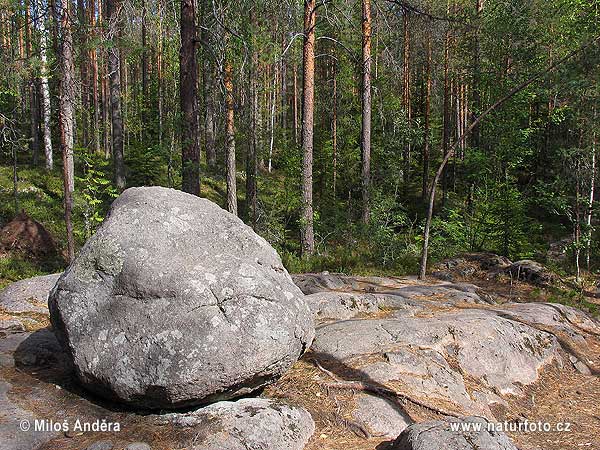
left=505, top=260, right=556, bottom=285
left=0, top=273, right=60, bottom=314
left=49, top=187, right=314, bottom=409
left=390, top=417, right=518, bottom=450
left=160, top=398, right=314, bottom=450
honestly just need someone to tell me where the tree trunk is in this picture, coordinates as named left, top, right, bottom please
left=200, top=0, right=216, bottom=168
left=441, top=1, right=451, bottom=205
left=56, top=0, right=76, bottom=262
left=587, top=107, right=597, bottom=270
left=179, top=0, right=200, bottom=195
left=35, top=0, right=53, bottom=169
left=268, top=70, right=276, bottom=173
left=402, top=12, right=411, bottom=186
left=300, top=0, right=316, bottom=256
left=332, top=57, right=337, bottom=199
left=293, top=62, right=299, bottom=145
left=106, top=0, right=125, bottom=190
left=472, top=0, right=483, bottom=149
left=422, top=23, right=432, bottom=200
left=225, top=61, right=238, bottom=215
left=361, top=0, right=372, bottom=224
left=247, top=5, right=259, bottom=228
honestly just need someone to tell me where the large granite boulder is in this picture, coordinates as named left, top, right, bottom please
left=49, top=187, right=314, bottom=409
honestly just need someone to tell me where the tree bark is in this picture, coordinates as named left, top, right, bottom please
left=332, top=57, right=337, bottom=199
left=402, top=11, right=411, bottom=186
left=472, top=0, right=483, bottom=149
left=422, top=23, right=432, bottom=200
left=586, top=108, right=596, bottom=270
left=441, top=0, right=451, bottom=205
left=106, top=0, right=125, bottom=190
left=225, top=61, right=238, bottom=215
left=200, top=0, right=216, bottom=168
left=361, top=0, right=372, bottom=224
left=179, top=0, right=200, bottom=195
left=247, top=5, right=259, bottom=228
left=35, top=0, right=53, bottom=169
left=56, top=0, right=76, bottom=262
left=300, top=0, right=316, bottom=256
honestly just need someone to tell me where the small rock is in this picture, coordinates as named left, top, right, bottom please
left=159, top=398, right=314, bottom=450
left=390, top=416, right=518, bottom=450
left=125, top=443, right=151, bottom=450
left=85, top=440, right=113, bottom=450
left=352, top=395, right=411, bottom=438
left=0, top=273, right=60, bottom=314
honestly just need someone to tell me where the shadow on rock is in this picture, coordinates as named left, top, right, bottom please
left=307, top=351, right=414, bottom=439
left=12, top=328, right=145, bottom=415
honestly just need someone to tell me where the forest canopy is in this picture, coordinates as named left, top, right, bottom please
left=0, top=0, right=599, bottom=281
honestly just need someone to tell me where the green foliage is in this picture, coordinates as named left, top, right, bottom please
left=74, top=148, right=119, bottom=240
left=428, top=180, right=539, bottom=260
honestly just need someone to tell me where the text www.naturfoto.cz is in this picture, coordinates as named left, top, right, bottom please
left=450, top=420, right=572, bottom=434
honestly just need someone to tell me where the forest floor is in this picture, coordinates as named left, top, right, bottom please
left=0, top=260, right=599, bottom=449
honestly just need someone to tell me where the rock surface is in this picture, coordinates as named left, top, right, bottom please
left=301, top=271, right=599, bottom=440
left=1, top=268, right=599, bottom=450
left=390, top=417, right=518, bottom=450
left=0, top=273, right=59, bottom=313
left=49, top=187, right=314, bottom=409
left=160, top=398, right=315, bottom=450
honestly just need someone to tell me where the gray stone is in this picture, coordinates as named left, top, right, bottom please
left=0, top=317, right=24, bottom=332
left=495, top=302, right=600, bottom=344
left=49, top=187, right=314, bottom=409
left=0, top=273, right=60, bottom=314
left=389, top=417, right=518, bottom=450
left=0, top=380, right=60, bottom=450
left=292, top=272, right=349, bottom=294
left=124, top=444, right=151, bottom=450
left=351, top=395, right=411, bottom=438
left=390, top=417, right=518, bottom=450
left=160, top=398, right=314, bottom=450
left=505, top=260, right=556, bottom=285
left=305, top=291, right=380, bottom=320
left=85, top=441, right=114, bottom=450
left=312, top=308, right=559, bottom=396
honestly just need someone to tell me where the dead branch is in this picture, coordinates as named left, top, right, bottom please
left=314, top=360, right=462, bottom=419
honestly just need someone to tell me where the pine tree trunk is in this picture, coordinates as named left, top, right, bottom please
left=361, top=0, right=372, bottom=224
left=106, top=0, right=125, bottom=189
left=422, top=24, right=432, bottom=200
left=332, top=57, right=337, bottom=199
left=200, top=0, right=216, bottom=168
left=179, top=0, right=200, bottom=195
left=472, top=0, right=483, bottom=149
left=225, top=61, right=238, bottom=215
left=246, top=5, right=259, bottom=228
left=402, top=12, right=411, bottom=186
left=441, top=0, right=451, bottom=205
left=300, top=0, right=316, bottom=256
left=56, top=0, right=76, bottom=262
